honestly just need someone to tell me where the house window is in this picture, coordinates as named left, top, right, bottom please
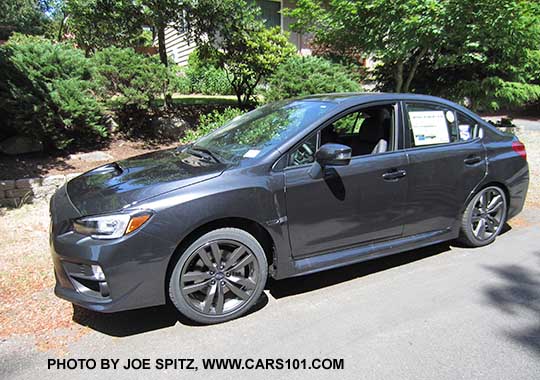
left=255, top=0, right=281, bottom=28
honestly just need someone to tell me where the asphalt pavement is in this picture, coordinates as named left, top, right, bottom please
left=2, top=208, right=540, bottom=380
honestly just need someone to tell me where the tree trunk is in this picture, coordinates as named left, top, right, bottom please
left=57, top=13, right=68, bottom=42
left=157, top=24, right=168, bottom=67
left=394, top=60, right=404, bottom=93
left=403, top=46, right=428, bottom=93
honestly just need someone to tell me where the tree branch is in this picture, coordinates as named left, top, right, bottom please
left=403, top=46, right=428, bottom=93
left=394, top=60, right=404, bottom=93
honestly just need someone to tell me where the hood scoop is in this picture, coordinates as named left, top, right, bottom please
left=66, top=148, right=226, bottom=215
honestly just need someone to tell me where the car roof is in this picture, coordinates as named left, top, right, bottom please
left=295, top=92, right=483, bottom=122
left=297, top=92, right=455, bottom=106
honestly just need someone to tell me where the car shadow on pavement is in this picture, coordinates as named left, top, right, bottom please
left=482, top=250, right=540, bottom=356
left=71, top=293, right=269, bottom=336
left=269, top=242, right=451, bottom=299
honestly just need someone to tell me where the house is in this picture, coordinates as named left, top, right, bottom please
left=162, top=0, right=312, bottom=66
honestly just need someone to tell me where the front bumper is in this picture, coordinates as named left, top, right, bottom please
left=50, top=186, right=177, bottom=313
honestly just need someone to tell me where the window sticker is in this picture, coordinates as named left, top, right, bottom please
left=445, top=110, right=455, bottom=123
left=459, top=125, right=471, bottom=140
left=243, top=149, right=260, bottom=158
left=409, top=111, right=450, bottom=146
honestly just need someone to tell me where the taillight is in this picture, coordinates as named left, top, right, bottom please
left=512, top=140, right=527, bottom=160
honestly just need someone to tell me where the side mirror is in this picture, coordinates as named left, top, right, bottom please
left=316, top=143, right=352, bottom=167
left=309, top=143, right=351, bottom=179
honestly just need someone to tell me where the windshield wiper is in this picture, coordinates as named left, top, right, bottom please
left=188, top=146, right=223, bottom=164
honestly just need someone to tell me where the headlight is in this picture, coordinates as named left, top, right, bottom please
left=72, top=211, right=152, bottom=239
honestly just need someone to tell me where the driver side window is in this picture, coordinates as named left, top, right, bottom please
left=287, top=104, right=395, bottom=167
left=288, top=133, right=318, bottom=167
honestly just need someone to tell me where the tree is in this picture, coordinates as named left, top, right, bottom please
left=65, top=0, right=145, bottom=54
left=406, top=0, right=540, bottom=110
left=64, top=0, right=186, bottom=66
left=0, top=0, right=49, bottom=40
left=287, top=0, right=446, bottom=93
left=183, top=0, right=296, bottom=105
left=136, top=0, right=183, bottom=67
left=288, top=0, right=540, bottom=103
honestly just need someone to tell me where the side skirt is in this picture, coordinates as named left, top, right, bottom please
left=274, top=228, right=457, bottom=279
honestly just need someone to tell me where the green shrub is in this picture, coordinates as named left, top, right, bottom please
left=90, top=47, right=169, bottom=112
left=0, top=34, right=106, bottom=150
left=181, top=50, right=234, bottom=96
left=169, top=68, right=192, bottom=95
left=263, top=56, right=363, bottom=102
left=445, top=77, right=540, bottom=112
left=180, top=107, right=244, bottom=143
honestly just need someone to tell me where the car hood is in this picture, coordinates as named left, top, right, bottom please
left=66, top=148, right=227, bottom=215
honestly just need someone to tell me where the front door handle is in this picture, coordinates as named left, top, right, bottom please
left=382, top=169, right=407, bottom=181
left=464, top=155, right=482, bottom=165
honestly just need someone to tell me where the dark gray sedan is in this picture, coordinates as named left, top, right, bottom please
left=50, top=93, right=529, bottom=324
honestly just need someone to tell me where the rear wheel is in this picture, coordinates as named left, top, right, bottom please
left=169, top=228, right=268, bottom=324
left=458, top=186, right=507, bottom=247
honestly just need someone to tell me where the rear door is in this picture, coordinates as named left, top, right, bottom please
left=402, top=102, right=487, bottom=236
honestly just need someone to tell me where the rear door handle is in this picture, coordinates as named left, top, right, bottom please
left=382, top=169, right=407, bottom=181
left=464, top=155, right=482, bottom=165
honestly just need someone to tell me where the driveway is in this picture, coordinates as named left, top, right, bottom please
left=2, top=207, right=540, bottom=380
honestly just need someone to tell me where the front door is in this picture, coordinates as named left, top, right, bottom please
left=283, top=104, right=409, bottom=258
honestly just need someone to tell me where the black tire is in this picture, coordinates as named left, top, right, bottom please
left=169, top=228, right=268, bottom=324
left=457, top=186, right=507, bottom=247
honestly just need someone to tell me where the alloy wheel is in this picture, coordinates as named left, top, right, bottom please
left=470, top=187, right=506, bottom=241
left=180, top=240, right=260, bottom=316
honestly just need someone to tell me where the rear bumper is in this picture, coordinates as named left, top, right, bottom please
left=50, top=186, right=176, bottom=313
left=506, top=162, right=529, bottom=220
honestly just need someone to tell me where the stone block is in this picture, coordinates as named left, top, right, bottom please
left=15, top=178, right=42, bottom=189
left=5, top=188, right=33, bottom=198
left=0, top=180, right=15, bottom=191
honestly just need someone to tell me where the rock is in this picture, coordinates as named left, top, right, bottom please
left=0, top=136, right=43, bottom=155
left=152, top=116, right=188, bottom=139
left=42, top=175, right=66, bottom=188
left=69, top=151, right=113, bottom=162
left=0, top=190, right=4, bottom=199
left=5, top=188, right=32, bottom=198
left=0, top=180, right=15, bottom=191
left=15, top=178, right=42, bottom=189
left=104, top=114, right=119, bottom=133
left=0, top=198, right=20, bottom=208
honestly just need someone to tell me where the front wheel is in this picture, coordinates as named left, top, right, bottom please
left=458, top=186, right=507, bottom=247
left=169, top=228, right=268, bottom=324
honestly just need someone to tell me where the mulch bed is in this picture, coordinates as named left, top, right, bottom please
left=0, top=138, right=177, bottom=180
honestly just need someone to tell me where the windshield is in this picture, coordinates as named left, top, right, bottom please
left=193, top=100, right=337, bottom=163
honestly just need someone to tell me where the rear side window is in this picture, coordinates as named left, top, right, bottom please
left=405, top=103, right=480, bottom=147
left=456, top=111, right=482, bottom=140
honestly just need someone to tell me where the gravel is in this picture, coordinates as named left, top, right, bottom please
left=515, top=126, right=540, bottom=207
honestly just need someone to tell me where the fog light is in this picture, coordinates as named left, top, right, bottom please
left=91, top=265, right=106, bottom=281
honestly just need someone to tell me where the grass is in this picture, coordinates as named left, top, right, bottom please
left=152, top=94, right=240, bottom=107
